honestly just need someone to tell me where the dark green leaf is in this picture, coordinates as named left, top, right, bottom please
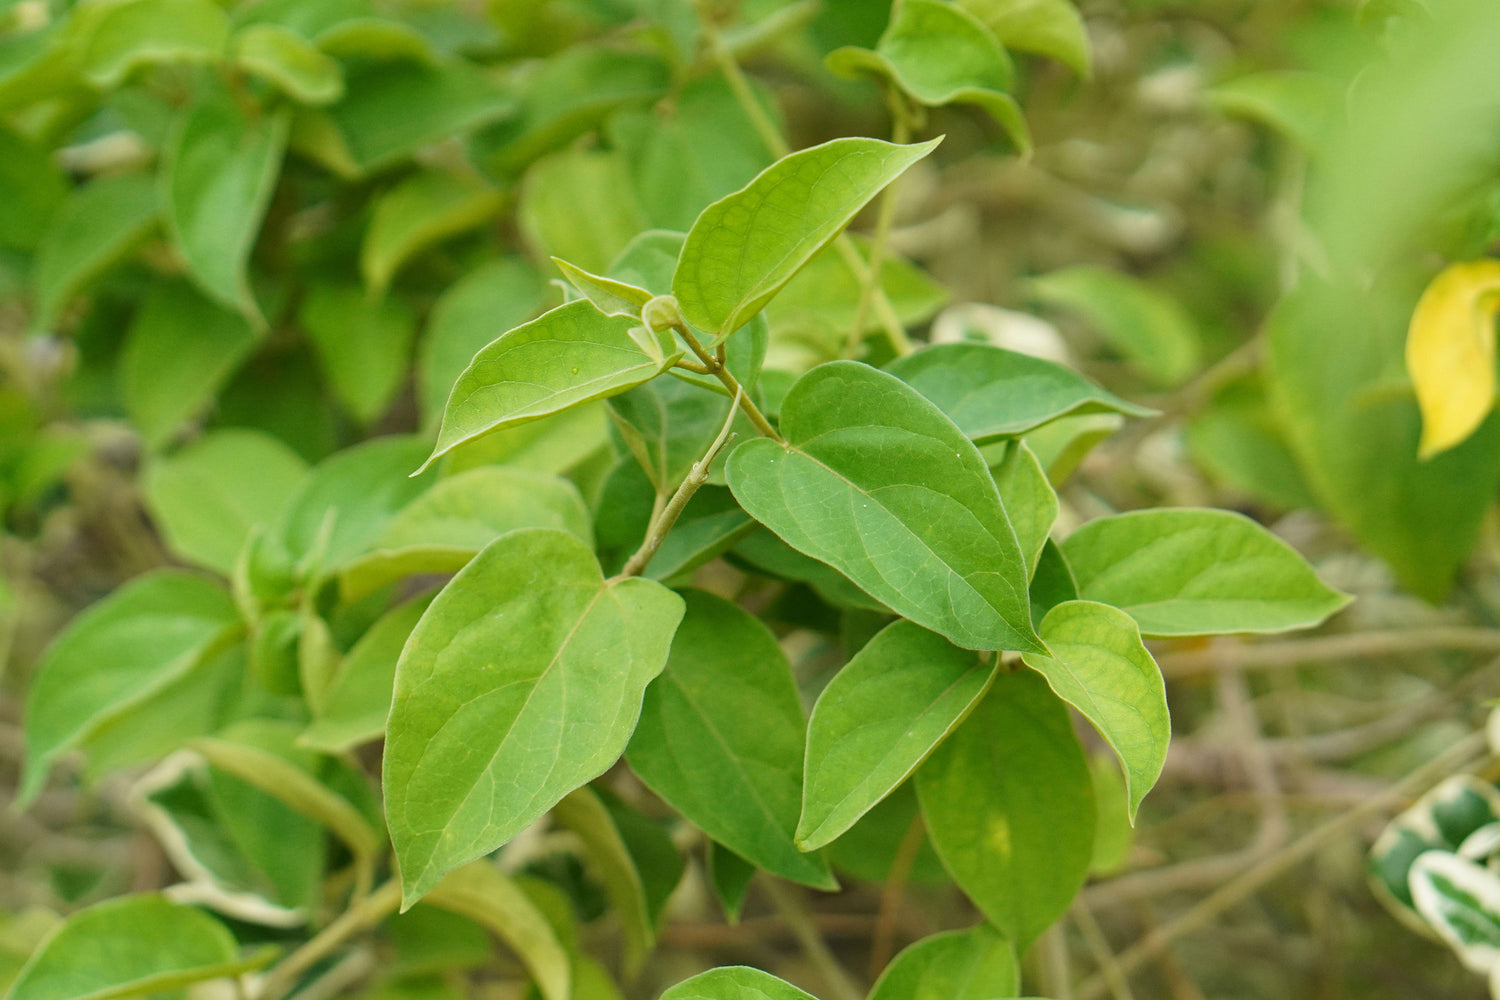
left=0, top=126, right=66, bottom=252
left=552, top=787, right=654, bottom=970
left=868, top=923, right=1019, bottom=1000
left=32, top=173, right=158, bottom=329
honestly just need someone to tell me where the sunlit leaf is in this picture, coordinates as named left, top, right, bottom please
left=1405, top=259, right=1500, bottom=459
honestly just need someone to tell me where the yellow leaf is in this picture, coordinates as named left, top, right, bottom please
left=1406, top=259, right=1500, bottom=459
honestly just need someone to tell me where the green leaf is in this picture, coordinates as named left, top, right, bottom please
left=1207, top=71, right=1341, bottom=153
left=553, top=258, right=653, bottom=320
left=798, top=621, right=993, bottom=851
left=673, top=137, right=941, bottom=344
left=601, top=794, right=685, bottom=930
left=76, top=0, right=230, bottom=88
left=419, top=257, right=549, bottom=428
left=519, top=148, right=648, bottom=275
left=338, top=466, right=592, bottom=601
left=1020, top=601, right=1169, bottom=821
left=826, top=0, right=1028, bottom=152
left=1024, top=411, right=1123, bottom=484
left=627, top=590, right=836, bottom=889
left=233, top=23, right=344, bottom=105
left=886, top=342, right=1155, bottom=442
left=1409, top=851, right=1500, bottom=973
left=551, top=788, right=654, bottom=971
left=382, top=904, right=492, bottom=977
left=32, top=173, right=158, bottom=329
left=362, top=169, right=504, bottom=297
left=1031, top=267, right=1201, bottom=386
left=1186, top=379, right=1318, bottom=512
left=424, top=861, right=572, bottom=1000
left=300, top=593, right=433, bottom=752
left=22, top=571, right=237, bottom=805
left=162, top=94, right=289, bottom=322
left=121, top=281, right=263, bottom=450
left=726, top=361, right=1043, bottom=653
left=143, top=429, right=309, bottom=575
left=384, top=528, right=684, bottom=906
left=595, top=465, right=753, bottom=582
left=1060, top=508, right=1350, bottom=637
left=958, top=0, right=1091, bottom=77
left=992, top=441, right=1057, bottom=577
left=1089, top=752, right=1133, bottom=875
left=299, top=282, right=416, bottom=424
left=314, top=17, right=437, bottom=63
left=422, top=300, right=682, bottom=472
left=0, top=126, right=67, bottom=253
left=660, top=967, right=819, bottom=1000
left=867, top=923, right=1019, bottom=1000
left=731, top=528, right=885, bottom=612
left=4, top=894, right=266, bottom=1000
left=915, top=669, right=1094, bottom=948
left=707, top=842, right=756, bottom=923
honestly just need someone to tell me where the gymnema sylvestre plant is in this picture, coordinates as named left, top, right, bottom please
left=0, top=0, right=1355, bottom=998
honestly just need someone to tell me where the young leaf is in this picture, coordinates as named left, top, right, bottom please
left=827, top=0, right=1028, bottom=152
left=673, top=136, right=941, bottom=344
left=1031, top=267, right=1201, bottom=386
left=4, top=895, right=266, bottom=1000
left=958, top=0, right=1091, bottom=78
left=661, top=967, right=819, bottom=1000
left=992, top=441, right=1057, bottom=576
left=161, top=95, right=289, bottom=321
left=143, top=429, right=309, bottom=575
left=915, top=669, right=1094, bottom=948
left=551, top=787, right=654, bottom=971
left=22, top=571, right=238, bottom=804
left=233, top=22, right=344, bottom=105
left=1020, top=600, right=1169, bottom=821
left=798, top=621, right=994, bottom=851
left=299, top=282, right=416, bottom=424
left=384, top=528, right=684, bottom=907
left=627, top=590, right=836, bottom=889
left=553, top=257, right=653, bottom=319
left=1404, top=259, right=1500, bottom=460
left=886, top=342, right=1155, bottom=442
left=32, top=173, right=158, bottom=329
left=1409, top=851, right=1500, bottom=974
left=422, top=300, right=683, bottom=472
left=361, top=169, right=504, bottom=297
left=424, top=861, right=572, bottom=1000
left=76, top=0, right=230, bottom=88
left=1060, top=508, right=1350, bottom=637
left=726, top=361, right=1044, bottom=654
left=867, top=923, right=1019, bottom=1000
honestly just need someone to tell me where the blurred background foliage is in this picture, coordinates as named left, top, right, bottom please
left=4, top=0, right=1500, bottom=997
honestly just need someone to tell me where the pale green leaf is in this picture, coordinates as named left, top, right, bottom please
left=1089, top=752, right=1133, bottom=875
left=519, top=148, right=648, bottom=275
left=424, top=861, right=571, bottom=1000
left=1060, top=508, right=1350, bottom=637
left=673, top=137, right=941, bottom=343
left=143, top=429, right=309, bottom=575
left=4, top=894, right=266, bottom=1000
left=162, top=95, right=289, bottom=322
left=827, top=0, right=1028, bottom=151
left=32, top=173, right=158, bottom=329
left=660, top=967, right=818, bottom=1000
left=1031, top=267, right=1201, bottom=386
left=233, top=23, right=344, bottom=105
left=868, top=923, right=1019, bottom=1000
left=1207, top=71, right=1341, bottom=152
left=627, top=590, right=835, bottom=889
left=76, top=0, right=229, bottom=88
left=384, top=528, right=684, bottom=906
left=958, top=0, right=1091, bottom=77
left=422, top=300, right=682, bottom=471
left=1020, top=600, right=1169, bottom=820
left=916, top=669, right=1094, bottom=948
left=798, top=621, right=993, bottom=851
left=553, top=257, right=653, bottom=319
left=886, top=342, right=1155, bottom=442
left=361, top=170, right=504, bottom=297
left=1410, top=851, right=1500, bottom=974
left=551, top=788, right=654, bottom=971
left=22, top=571, right=237, bottom=804
left=726, top=361, right=1043, bottom=653
left=992, top=441, right=1057, bottom=577
left=299, top=282, right=416, bottom=424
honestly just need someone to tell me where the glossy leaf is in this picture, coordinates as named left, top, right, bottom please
left=551, top=788, right=654, bottom=970
left=827, top=0, right=1028, bottom=151
left=1020, top=600, right=1169, bottom=820
left=22, top=571, right=237, bottom=804
left=234, top=23, right=344, bottom=105
left=727, top=361, right=1043, bottom=653
left=1061, top=508, right=1350, bottom=637
left=384, top=528, right=684, bottom=906
left=1410, top=851, right=1500, bottom=973
left=627, top=590, right=836, bottom=889
left=162, top=95, right=289, bottom=321
left=992, top=441, right=1056, bottom=576
left=958, top=0, right=1091, bottom=77
left=32, top=173, right=158, bottom=329
left=300, top=282, right=416, bottom=424
left=122, top=281, right=263, bottom=449
left=867, top=923, right=1019, bottom=1000
left=4, top=894, right=264, bottom=1000
left=886, top=342, right=1154, bottom=442
left=76, top=0, right=229, bottom=88
left=673, top=137, right=941, bottom=343
left=1405, top=259, right=1500, bottom=459
left=361, top=169, right=504, bottom=297
left=423, top=300, right=682, bottom=471
left=799, top=620, right=993, bottom=851
left=660, top=967, right=818, bottom=1000
left=424, top=861, right=571, bottom=1000
left=916, top=669, right=1094, bottom=948
left=1031, top=266, right=1201, bottom=386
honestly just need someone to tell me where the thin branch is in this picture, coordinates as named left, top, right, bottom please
left=1072, top=899, right=1136, bottom=1000
left=869, top=811, right=925, bottom=979
left=256, top=880, right=402, bottom=1000
left=676, top=323, right=783, bottom=442
left=1154, top=626, right=1500, bottom=680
